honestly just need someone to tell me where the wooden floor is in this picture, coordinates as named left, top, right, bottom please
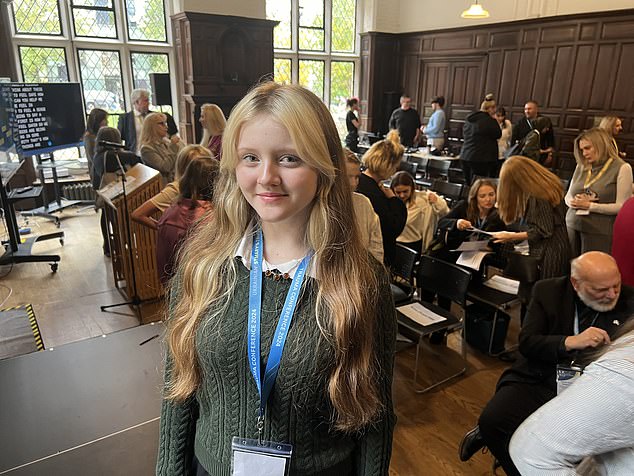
left=0, top=206, right=515, bottom=475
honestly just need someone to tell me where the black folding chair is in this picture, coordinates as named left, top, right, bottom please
left=390, top=243, right=419, bottom=305
left=467, top=252, right=541, bottom=355
left=427, top=158, right=451, bottom=181
left=398, top=160, right=418, bottom=177
left=396, top=255, right=472, bottom=393
left=431, top=179, right=463, bottom=206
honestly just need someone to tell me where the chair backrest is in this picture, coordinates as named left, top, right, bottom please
left=503, top=252, right=541, bottom=284
left=391, top=243, right=419, bottom=284
left=417, top=254, right=472, bottom=307
left=427, top=158, right=451, bottom=179
left=447, top=167, right=465, bottom=185
left=398, top=160, right=418, bottom=177
left=431, top=179, right=463, bottom=203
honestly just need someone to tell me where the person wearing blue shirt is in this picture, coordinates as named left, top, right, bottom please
left=422, top=96, right=446, bottom=151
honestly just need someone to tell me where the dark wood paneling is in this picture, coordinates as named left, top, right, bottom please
left=360, top=9, right=634, bottom=168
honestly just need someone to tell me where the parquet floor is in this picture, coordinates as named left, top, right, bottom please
left=0, top=206, right=514, bottom=475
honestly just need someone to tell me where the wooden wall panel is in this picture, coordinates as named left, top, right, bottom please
left=549, top=46, right=575, bottom=108
left=360, top=9, right=634, bottom=168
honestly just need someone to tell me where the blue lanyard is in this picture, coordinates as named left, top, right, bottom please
left=248, top=230, right=311, bottom=423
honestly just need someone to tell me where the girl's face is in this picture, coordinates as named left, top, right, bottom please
left=393, top=184, right=412, bottom=203
left=495, top=112, right=505, bottom=124
left=476, top=185, right=496, bottom=212
left=236, top=115, right=319, bottom=230
left=199, top=110, right=206, bottom=128
left=579, top=138, right=598, bottom=164
left=613, top=119, right=623, bottom=136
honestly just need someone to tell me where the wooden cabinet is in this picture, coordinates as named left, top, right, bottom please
left=171, top=12, right=277, bottom=143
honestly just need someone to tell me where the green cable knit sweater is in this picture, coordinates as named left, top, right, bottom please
left=157, top=259, right=397, bottom=476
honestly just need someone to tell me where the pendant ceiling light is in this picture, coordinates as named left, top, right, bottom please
left=461, top=1, right=490, bottom=19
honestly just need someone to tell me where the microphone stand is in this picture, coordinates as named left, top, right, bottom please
left=100, top=149, right=145, bottom=316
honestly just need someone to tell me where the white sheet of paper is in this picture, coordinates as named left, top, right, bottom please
left=233, top=451, right=287, bottom=476
left=468, top=226, right=495, bottom=236
left=483, top=275, right=520, bottom=295
left=456, top=250, right=492, bottom=270
left=397, top=302, right=447, bottom=326
left=452, top=240, right=491, bottom=252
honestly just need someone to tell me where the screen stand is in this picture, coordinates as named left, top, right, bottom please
left=21, top=154, right=83, bottom=227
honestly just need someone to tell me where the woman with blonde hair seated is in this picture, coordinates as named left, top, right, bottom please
left=565, top=128, right=632, bottom=255
left=131, top=144, right=211, bottom=229
left=357, top=130, right=408, bottom=266
left=140, top=112, right=184, bottom=183
left=199, top=103, right=226, bottom=159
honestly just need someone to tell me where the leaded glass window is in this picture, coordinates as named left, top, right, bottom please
left=77, top=49, right=125, bottom=113
left=331, top=0, right=355, bottom=52
left=330, top=61, right=354, bottom=136
left=12, top=0, right=61, bottom=35
left=299, top=60, right=324, bottom=100
left=131, top=52, right=171, bottom=115
left=267, top=0, right=292, bottom=50
left=298, top=0, right=324, bottom=51
left=19, top=46, right=69, bottom=83
left=126, top=0, right=167, bottom=42
left=274, top=58, right=292, bottom=84
left=71, top=0, right=117, bottom=39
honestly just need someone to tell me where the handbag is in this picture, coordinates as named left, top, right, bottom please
left=95, top=151, right=119, bottom=209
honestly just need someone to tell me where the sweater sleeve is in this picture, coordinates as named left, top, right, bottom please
left=589, top=163, right=633, bottom=215
left=354, top=267, right=397, bottom=476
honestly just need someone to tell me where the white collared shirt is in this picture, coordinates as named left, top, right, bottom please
left=134, top=109, right=144, bottom=155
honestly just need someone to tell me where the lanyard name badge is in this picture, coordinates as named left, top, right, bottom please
left=232, top=230, right=311, bottom=476
left=556, top=307, right=593, bottom=395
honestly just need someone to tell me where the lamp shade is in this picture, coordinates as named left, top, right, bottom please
left=461, top=2, right=490, bottom=19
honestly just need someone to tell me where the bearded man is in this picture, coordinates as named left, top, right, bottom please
left=459, top=251, right=634, bottom=476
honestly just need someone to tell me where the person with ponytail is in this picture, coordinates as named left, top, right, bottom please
left=157, top=83, right=396, bottom=476
left=357, top=130, right=407, bottom=267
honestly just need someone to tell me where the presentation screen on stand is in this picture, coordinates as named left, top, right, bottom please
left=0, top=82, right=85, bottom=156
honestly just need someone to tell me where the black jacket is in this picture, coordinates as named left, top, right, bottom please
left=436, top=199, right=505, bottom=250
left=500, top=277, right=634, bottom=390
left=460, top=111, right=501, bottom=163
left=357, top=173, right=407, bottom=267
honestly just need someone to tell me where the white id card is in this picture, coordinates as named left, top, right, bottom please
left=231, top=437, right=292, bottom=476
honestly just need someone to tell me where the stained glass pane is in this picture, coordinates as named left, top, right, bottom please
left=298, top=60, right=324, bottom=100
left=266, top=0, right=291, bottom=50
left=126, top=0, right=167, bottom=42
left=299, top=28, right=324, bottom=51
left=78, top=49, right=125, bottom=113
left=12, top=0, right=61, bottom=35
left=131, top=52, right=171, bottom=115
left=274, top=58, right=291, bottom=84
left=72, top=0, right=117, bottom=38
left=19, top=47, right=69, bottom=83
left=330, top=61, right=355, bottom=138
left=332, top=0, right=356, bottom=52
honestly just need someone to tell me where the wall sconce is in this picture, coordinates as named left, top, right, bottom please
left=461, top=1, right=490, bottom=19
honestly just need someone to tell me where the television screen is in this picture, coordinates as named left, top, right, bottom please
left=0, top=82, right=86, bottom=156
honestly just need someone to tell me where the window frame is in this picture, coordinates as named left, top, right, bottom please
left=7, top=0, right=176, bottom=119
left=10, top=0, right=64, bottom=36
left=70, top=0, right=119, bottom=40
left=270, top=0, right=360, bottom=109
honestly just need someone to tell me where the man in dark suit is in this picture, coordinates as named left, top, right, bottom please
left=459, top=251, right=634, bottom=476
left=511, top=100, right=555, bottom=164
left=117, top=88, right=178, bottom=154
left=388, top=94, right=421, bottom=148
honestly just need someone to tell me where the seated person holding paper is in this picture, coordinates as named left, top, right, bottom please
left=492, top=156, right=571, bottom=300
left=431, top=178, right=505, bottom=262
left=459, top=251, right=634, bottom=476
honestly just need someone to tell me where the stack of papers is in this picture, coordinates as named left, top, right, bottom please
left=397, top=302, right=447, bottom=326
left=483, top=275, right=520, bottom=294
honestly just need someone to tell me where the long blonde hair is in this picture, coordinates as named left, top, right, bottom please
left=166, top=82, right=382, bottom=431
left=598, top=116, right=621, bottom=137
left=140, top=112, right=167, bottom=147
left=174, top=144, right=211, bottom=181
left=199, top=103, right=226, bottom=146
left=574, top=128, right=619, bottom=169
left=497, top=156, right=563, bottom=223
left=362, top=129, right=404, bottom=180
